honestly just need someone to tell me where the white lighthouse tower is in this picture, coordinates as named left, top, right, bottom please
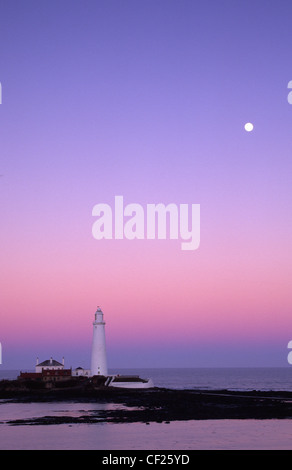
left=90, top=306, right=108, bottom=377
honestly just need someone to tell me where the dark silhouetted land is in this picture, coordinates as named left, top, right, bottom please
left=1, top=377, right=292, bottom=425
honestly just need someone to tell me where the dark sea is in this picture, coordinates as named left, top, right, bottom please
left=1, top=368, right=292, bottom=450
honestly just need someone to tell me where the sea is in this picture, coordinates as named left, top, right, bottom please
left=1, top=367, right=292, bottom=451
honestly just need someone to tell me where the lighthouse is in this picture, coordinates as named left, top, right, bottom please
left=90, top=306, right=108, bottom=377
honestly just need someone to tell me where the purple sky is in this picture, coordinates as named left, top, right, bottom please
left=1, top=1, right=292, bottom=370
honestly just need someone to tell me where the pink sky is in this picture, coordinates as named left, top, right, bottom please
left=1, top=1, right=292, bottom=369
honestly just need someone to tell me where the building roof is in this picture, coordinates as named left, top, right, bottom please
left=38, top=359, right=63, bottom=367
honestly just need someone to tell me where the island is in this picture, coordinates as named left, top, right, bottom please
left=1, top=375, right=292, bottom=425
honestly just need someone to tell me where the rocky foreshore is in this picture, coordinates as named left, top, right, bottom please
left=1, top=377, right=292, bottom=424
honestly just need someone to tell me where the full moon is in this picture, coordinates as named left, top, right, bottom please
left=244, top=122, right=254, bottom=132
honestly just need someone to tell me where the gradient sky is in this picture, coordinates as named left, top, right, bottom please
left=1, top=0, right=292, bottom=370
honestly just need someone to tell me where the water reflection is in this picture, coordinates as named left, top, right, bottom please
left=0, top=400, right=142, bottom=423
left=1, top=419, right=292, bottom=450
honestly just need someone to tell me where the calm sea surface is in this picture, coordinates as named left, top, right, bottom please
left=1, top=368, right=292, bottom=450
